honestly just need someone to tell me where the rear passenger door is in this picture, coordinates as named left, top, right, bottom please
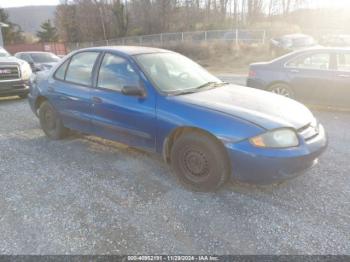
left=333, top=52, right=350, bottom=107
left=48, top=51, right=100, bottom=133
left=285, top=52, right=335, bottom=105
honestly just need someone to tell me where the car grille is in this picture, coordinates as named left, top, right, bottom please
left=298, top=122, right=319, bottom=141
left=0, top=66, right=20, bottom=81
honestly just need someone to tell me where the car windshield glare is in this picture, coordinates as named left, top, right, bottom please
left=135, top=52, right=222, bottom=94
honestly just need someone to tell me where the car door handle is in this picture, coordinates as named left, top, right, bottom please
left=92, top=96, right=103, bottom=104
left=337, top=74, right=350, bottom=78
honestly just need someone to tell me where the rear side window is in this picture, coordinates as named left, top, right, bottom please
left=286, top=53, right=330, bottom=70
left=337, top=53, right=350, bottom=72
left=65, top=52, right=99, bottom=86
left=54, top=59, right=69, bottom=81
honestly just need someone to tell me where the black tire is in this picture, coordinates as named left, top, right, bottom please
left=170, top=132, right=231, bottom=192
left=269, top=83, right=294, bottom=99
left=18, top=94, right=28, bottom=99
left=39, top=101, right=68, bottom=140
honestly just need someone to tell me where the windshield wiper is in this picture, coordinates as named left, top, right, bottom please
left=171, top=81, right=228, bottom=96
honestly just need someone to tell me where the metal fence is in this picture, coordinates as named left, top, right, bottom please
left=68, top=29, right=266, bottom=51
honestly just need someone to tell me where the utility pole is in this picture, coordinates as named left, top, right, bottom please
left=0, top=22, right=9, bottom=47
left=99, top=6, right=108, bottom=44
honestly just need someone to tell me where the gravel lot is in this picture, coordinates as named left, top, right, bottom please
left=0, top=97, right=349, bottom=255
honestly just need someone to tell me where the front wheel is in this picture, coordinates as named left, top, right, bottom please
left=170, top=132, right=231, bottom=192
left=269, top=83, right=294, bottom=99
left=39, top=101, right=68, bottom=140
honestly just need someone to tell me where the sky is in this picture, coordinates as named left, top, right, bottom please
left=1, top=0, right=350, bottom=8
left=0, top=0, right=59, bottom=8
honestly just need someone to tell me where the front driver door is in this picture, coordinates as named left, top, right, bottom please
left=286, top=52, right=334, bottom=105
left=91, top=52, right=156, bottom=150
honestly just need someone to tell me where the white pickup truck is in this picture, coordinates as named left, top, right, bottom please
left=0, top=47, right=32, bottom=98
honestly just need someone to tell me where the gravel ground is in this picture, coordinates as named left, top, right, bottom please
left=0, top=97, right=349, bottom=255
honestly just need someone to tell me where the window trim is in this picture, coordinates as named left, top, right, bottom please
left=53, top=51, right=101, bottom=88
left=53, top=58, right=71, bottom=82
left=94, top=51, right=146, bottom=94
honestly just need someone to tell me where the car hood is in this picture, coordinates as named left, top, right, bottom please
left=172, top=85, right=314, bottom=130
left=0, top=56, right=24, bottom=65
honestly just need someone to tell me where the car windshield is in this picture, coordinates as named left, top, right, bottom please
left=0, top=49, right=10, bottom=57
left=31, top=53, right=60, bottom=63
left=135, top=52, right=224, bottom=94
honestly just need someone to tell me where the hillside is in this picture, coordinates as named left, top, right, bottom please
left=6, top=5, right=56, bottom=33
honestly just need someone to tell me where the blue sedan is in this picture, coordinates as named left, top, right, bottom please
left=28, top=46, right=327, bottom=191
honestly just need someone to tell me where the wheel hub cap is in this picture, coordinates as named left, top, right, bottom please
left=272, top=87, right=290, bottom=97
left=184, top=150, right=209, bottom=177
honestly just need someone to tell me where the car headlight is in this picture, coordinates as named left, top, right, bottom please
left=20, top=61, right=32, bottom=80
left=250, top=128, right=299, bottom=148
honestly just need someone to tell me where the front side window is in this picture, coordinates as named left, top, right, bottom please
left=65, top=52, right=99, bottom=86
left=135, top=52, right=221, bottom=93
left=286, top=53, right=330, bottom=70
left=97, top=53, right=140, bottom=92
left=337, top=53, right=350, bottom=72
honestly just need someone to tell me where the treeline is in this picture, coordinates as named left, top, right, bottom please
left=55, top=0, right=307, bottom=43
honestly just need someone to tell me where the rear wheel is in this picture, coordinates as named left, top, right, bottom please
left=170, top=132, right=231, bottom=192
left=39, top=101, right=68, bottom=140
left=269, top=83, right=294, bottom=99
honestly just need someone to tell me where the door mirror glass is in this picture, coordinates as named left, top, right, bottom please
left=121, top=84, right=146, bottom=97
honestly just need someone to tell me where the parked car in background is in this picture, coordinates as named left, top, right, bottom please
left=270, top=34, right=318, bottom=57
left=247, top=47, right=350, bottom=108
left=0, top=47, right=32, bottom=98
left=29, top=46, right=327, bottom=191
left=15, top=51, right=61, bottom=72
left=321, top=34, right=350, bottom=47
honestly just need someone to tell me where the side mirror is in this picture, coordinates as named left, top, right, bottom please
left=121, top=85, right=146, bottom=97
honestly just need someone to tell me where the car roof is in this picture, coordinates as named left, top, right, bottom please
left=78, top=46, right=171, bottom=56
left=16, top=51, right=54, bottom=54
left=270, top=47, right=350, bottom=63
left=281, top=34, right=313, bottom=39
left=293, top=47, right=350, bottom=53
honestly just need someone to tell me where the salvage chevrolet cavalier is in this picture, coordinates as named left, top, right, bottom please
left=28, top=46, right=327, bottom=191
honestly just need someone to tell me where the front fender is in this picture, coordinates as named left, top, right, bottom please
left=155, top=95, right=265, bottom=153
